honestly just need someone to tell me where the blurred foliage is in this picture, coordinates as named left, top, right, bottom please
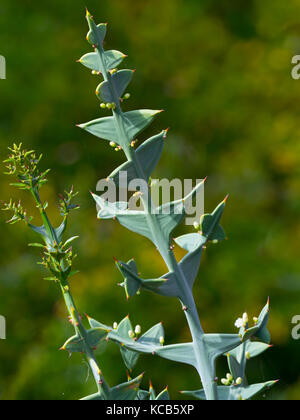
left=0, top=0, right=300, bottom=400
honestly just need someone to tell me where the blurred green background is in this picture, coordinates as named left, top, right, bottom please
left=0, top=0, right=300, bottom=400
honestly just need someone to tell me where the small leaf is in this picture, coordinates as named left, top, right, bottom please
left=227, top=353, right=244, bottom=381
left=28, top=243, right=45, bottom=248
left=109, top=131, right=166, bottom=185
left=200, top=199, right=227, bottom=242
left=28, top=223, right=53, bottom=247
left=104, top=50, right=127, bottom=70
left=116, top=259, right=179, bottom=299
left=241, top=301, right=271, bottom=344
left=79, top=110, right=162, bottom=147
left=61, top=334, right=85, bottom=353
left=175, top=233, right=206, bottom=252
left=109, top=374, right=144, bottom=400
left=156, top=343, right=197, bottom=367
left=79, top=50, right=126, bottom=73
left=63, top=236, right=79, bottom=248
left=86, top=12, right=107, bottom=46
left=61, top=328, right=107, bottom=354
left=87, top=317, right=112, bottom=331
left=138, top=323, right=165, bottom=349
left=156, top=387, right=170, bottom=400
left=97, top=70, right=134, bottom=103
left=228, top=341, right=270, bottom=362
left=116, top=317, right=139, bottom=370
left=86, top=328, right=108, bottom=348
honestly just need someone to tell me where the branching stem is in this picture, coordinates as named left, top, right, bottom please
left=94, top=40, right=218, bottom=400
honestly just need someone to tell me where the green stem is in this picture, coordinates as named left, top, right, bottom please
left=29, top=186, right=107, bottom=397
left=95, top=43, right=218, bottom=400
left=31, top=187, right=58, bottom=243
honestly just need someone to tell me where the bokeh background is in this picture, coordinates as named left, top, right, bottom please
left=0, top=0, right=300, bottom=400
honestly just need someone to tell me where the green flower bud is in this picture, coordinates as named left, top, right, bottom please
left=193, top=221, right=200, bottom=230
left=221, top=378, right=229, bottom=386
left=100, top=103, right=106, bottom=109
left=128, top=330, right=135, bottom=339
left=236, top=377, right=242, bottom=385
left=135, top=325, right=141, bottom=335
left=124, top=93, right=131, bottom=100
left=159, top=336, right=165, bottom=345
left=246, top=351, right=251, bottom=360
left=113, top=322, right=118, bottom=330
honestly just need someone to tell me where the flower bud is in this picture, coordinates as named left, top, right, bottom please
left=159, top=336, right=165, bottom=345
left=128, top=330, right=135, bottom=339
left=113, top=322, right=118, bottom=330
left=221, top=378, right=229, bottom=386
left=124, top=93, right=131, bottom=99
left=109, top=141, right=116, bottom=147
left=253, top=317, right=258, bottom=324
left=193, top=221, right=200, bottom=230
left=135, top=325, right=141, bottom=335
left=226, top=373, right=233, bottom=382
left=236, top=377, right=242, bottom=385
left=246, top=351, right=251, bottom=360
left=100, top=103, right=106, bottom=109
left=242, top=313, right=249, bottom=324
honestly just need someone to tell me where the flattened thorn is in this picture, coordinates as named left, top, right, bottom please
left=202, top=176, right=208, bottom=184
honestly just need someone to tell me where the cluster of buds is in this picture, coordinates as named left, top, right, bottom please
left=2, top=199, right=31, bottom=225
left=109, top=142, right=122, bottom=152
left=4, top=143, right=50, bottom=190
left=221, top=373, right=243, bottom=387
left=39, top=242, right=77, bottom=282
left=128, top=325, right=142, bottom=340
left=235, top=312, right=259, bottom=330
left=100, top=102, right=116, bottom=110
left=234, top=312, right=249, bottom=329
left=58, top=187, right=79, bottom=218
